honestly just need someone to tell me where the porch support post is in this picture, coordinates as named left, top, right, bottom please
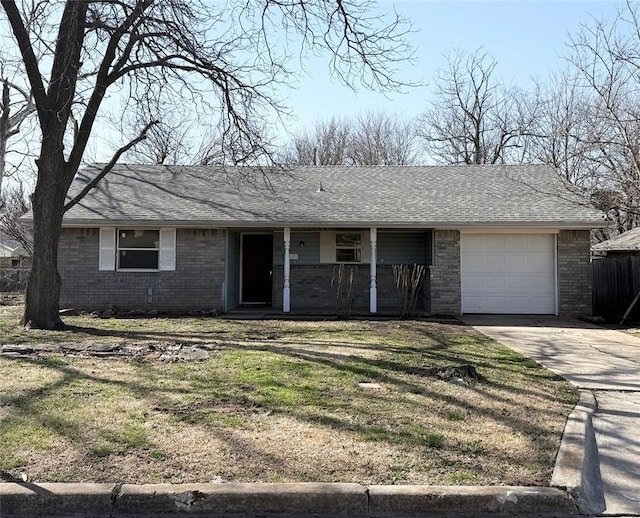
left=370, top=227, right=377, bottom=313
left=283, top=227, right=291, bottom=313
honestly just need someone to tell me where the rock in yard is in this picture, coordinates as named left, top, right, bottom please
left=86, top=343, right=121, bottom=353
left=421, top=364, right=483, bottom=383
left=1, top=344, right=35, bottom=358
left=2, top=344, right=34, bottom=354
left=358, top=382, right=383, bottom=389
left=177, top=347, right=210, bottom=361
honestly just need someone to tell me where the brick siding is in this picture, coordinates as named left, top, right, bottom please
left=558, top=229, right=592, bottom=317
left=273, top=264, right=429, bottom=314
left=430, top=230, right=461, bottom=315
left=58, top=228, right=226, bottom=311
left=59, top=226, right=590, bottom=317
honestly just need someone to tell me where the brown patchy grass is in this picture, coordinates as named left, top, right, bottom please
left=0, top=302, right=577, bottom=486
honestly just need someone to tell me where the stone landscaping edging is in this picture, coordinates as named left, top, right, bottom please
left=551, top=390, right=606, bottom=515
left=0, top=482, right=580, bottom=517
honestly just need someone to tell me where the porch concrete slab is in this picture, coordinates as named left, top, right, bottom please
left=461, top=315, right=640, bottom=516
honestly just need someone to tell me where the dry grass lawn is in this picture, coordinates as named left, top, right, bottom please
left=0, top=300, right=577, bottom=486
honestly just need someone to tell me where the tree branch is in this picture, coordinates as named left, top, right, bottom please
left=64, top=119, right=159, bottom=212
left=1, top=0, right=48, bottom=122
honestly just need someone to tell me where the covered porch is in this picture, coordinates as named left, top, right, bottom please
left=226, top=227, right=433, bottom=315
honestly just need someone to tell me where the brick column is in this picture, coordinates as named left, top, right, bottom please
left=430, top=230, right=461, bottom=315
left=557, top=229, right=592, bottom=317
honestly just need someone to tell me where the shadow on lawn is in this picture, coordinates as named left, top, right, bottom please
left=51, top=319, right=568, bottom=411
left=0, top=324, right=564, bottom=488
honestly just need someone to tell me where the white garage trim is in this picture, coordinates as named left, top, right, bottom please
left=459, top=228, right=560, bottom=235
left=460, top=233, right=557, bottom=315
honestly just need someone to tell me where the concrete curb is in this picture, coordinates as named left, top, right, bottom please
left=0, top=482, right=580, bottom=517
left=551, top=390, right=606, bottom=515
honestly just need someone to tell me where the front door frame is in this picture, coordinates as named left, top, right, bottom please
left=240, top=232, right=273, bottom=305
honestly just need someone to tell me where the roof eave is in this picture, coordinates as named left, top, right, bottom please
left=60, top=219, right=608, bottom=229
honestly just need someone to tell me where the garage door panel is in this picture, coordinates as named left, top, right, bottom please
left=464, top=235, right=484, bottom=247
left=505, top=254, right=531, bottom=271
left=461, top=254, right=484, bottom=270
left=528, top=298, right=556, bottom=312
left=507, top=276, right=530, bottom=289
left=505, top=296, right=532, bottom=312
left=527, top=235, right=553, bottom=249
left=461, top=234, right=556, bottom=314
left=463, top=295, right=487, bottom=312
left=530, top=253, right=554, bottom=270
left=484, top=255, right=506, bottom=270
left=529, top=275, right=554, bottom=289
left=485, top=276, right=506, bottom=289
left=464, top=275, right=484, bottom=289
left=506, top=235, right=530, bottom=249
left=482, top=296, right=508, bottom=312
left=485, top=235, right=507, bottom=249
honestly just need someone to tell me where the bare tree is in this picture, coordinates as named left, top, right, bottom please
left=527, top=72, right=602, bottom=187
left=282, top=111, right=417, bottom=166
left=197, top=118, right=278, bottom=166
left=0, top=59, right=35, bottom=191
left=196, top=131, right=227, bottom=167
left=417, top=48, right=539, bottom=165
left=123, top=103, right=194, bottom=165
left=283, top=117, right=351, bottom=165
left=0, top=184, right=31, bottom=255
left=0, top=0, right=413, bottom=328
left=348, top=110, right=417, bottom=165
left=122, top=94, right=261, bottom=166
left=552, top=2, right=640, bottom=233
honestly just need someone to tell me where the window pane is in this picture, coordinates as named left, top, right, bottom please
left=119, top=229, right=159, bottom=249
left=119, top=250, right=159, bottom=269
left=336, top=233, right=361, bottom=247
left=336, top=249, right=361, bottom=263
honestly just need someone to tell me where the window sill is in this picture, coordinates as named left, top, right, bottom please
left=116, top=269, right=161, bottom=273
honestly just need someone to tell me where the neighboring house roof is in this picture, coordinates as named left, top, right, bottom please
left=592, top=227, right=640, bottom=252
left=59, top=164, right=606, bottom=228
left=0, top=230, right=24, bottom=258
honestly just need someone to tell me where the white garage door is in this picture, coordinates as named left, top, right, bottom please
left=461, top=234, right=556, bottom=314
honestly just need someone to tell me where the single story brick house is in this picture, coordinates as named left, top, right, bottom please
left=57, top=163, right=605, bottom=317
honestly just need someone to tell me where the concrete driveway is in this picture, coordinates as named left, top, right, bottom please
left=462, top=315, right=640, bottom=516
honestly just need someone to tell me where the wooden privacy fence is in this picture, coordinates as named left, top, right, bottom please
left=592, top=255, right=640, bottom=319
left=0, top=268, right=30, bottom=292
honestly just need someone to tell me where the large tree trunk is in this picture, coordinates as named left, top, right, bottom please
left=0, top=132, right=7, bottom=193
left=22, top=153, right=69, bottom=329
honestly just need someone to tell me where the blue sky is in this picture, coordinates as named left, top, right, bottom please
left=281, top=0, right=623, bottom=137
left=3, top=1, right=626, bottom=173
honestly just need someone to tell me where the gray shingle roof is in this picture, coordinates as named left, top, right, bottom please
left=0, top=230, right=21, bottom=250
left=61, top=164, right=606, bottom=228
left=592, top=227, right=640, bottom=251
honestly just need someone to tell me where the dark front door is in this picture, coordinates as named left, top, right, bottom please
left=242, top=234, right=273, bottom=304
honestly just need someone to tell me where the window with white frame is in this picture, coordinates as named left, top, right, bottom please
left=117, top=229, right=160, bottom=270
left=335, top=232, right=362, bottom=263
